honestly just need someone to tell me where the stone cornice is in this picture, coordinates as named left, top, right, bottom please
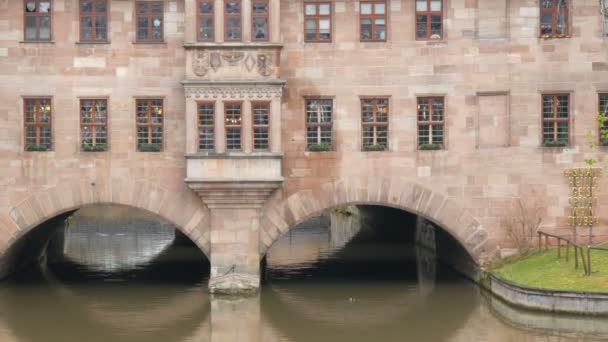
left=182, top=80, right=285, bottom=99
left=184, top=42, right=283, bottom=50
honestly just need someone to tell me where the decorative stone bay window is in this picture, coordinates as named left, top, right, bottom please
left=181, top=3, right=284, bottom=291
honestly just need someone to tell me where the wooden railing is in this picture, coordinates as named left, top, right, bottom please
left=537, top=231, right=594, bottom=276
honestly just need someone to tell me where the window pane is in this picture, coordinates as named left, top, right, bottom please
left=82, top=127, right=93, bottom=144
left=81, top=17, right=93, bottom=40
left=361, top=3, right=372, bottom=15
left=319, top=4, right=330, bottom=15
left=152, top=17, right=163, bottom=40
left=362, top=100, right=373, bottom=122
left=418, top=99, right=430, bottom=121
left=226, top=128, right=241, bottom=150
left=375, top=3, right=386, bottom=14
left=199, top=128, right=214, bottom=150
left=432, top=98, right=443, bottom=121
left=416, top=0, right=427, bottom=11
left=556, top=12, right=567, bottom=35
left=430, top=15, right=442, bottom=39
left=541, top=13, right=553, bottom=35
left=81, top=1, right=93, bottom=12
left=137, top=127, right=149, bottom=145
left=557, top=122, right=569, bottom=142
left=361, top=19, right=372, bottom=39
left=137, top=17, right=148, bottom=40
left=39, top=127, right=51, bottom=147
left=320, top=126, right=332, bottom=144
left=25, top=101, right=36, bottom=123
left=226, top=18, right=241, bottom=40
left=151, top=127, right=163, bottom=144
left=137, top=101, right=149, bottom=123
left=95, top=101, right=107, bottom=123
left=377, top=127, right=388, bottom=146
left=81, top=100, right=93, bottom=123
left=200, top=18, right=213, bottom=40
left=96, top=127, right=107, bottom=145
left=307, top=127, right=318, bottom=145
left=39, top=100, right=51, bottom=123
left=151, top=2, right=162, bottom=13
left=432, top=125, right=444, bottom=144
left=95, top=17, right=107, bottom=39
left=253, top=17, right=268, bottom=40
left=39, top=2, right=51, bottom=13
left=39, top=17, right=51, bottom=40
left=305, top=20, right=316, bottom=40
left=305, top=4, right=316, bottom=15
left=25, top=17, right=37, bottom=40
left=319, top=19, right=330, bottom=39
left=418, top=125, right=430, bottom=145
left=430, top=0, right=441, bottom=11
left=253, top=2, right=268, bottom=13
left=541, top=0, right=553, bottom=8
left=377, top=99, right=388, bottom=122
left=137, top=3, right=148, bottom=13
left=198, top=104, right=214, bottom=125
left=25, top=2, right=36, bottom=12
left=543, top=122, right=555, bottom=142
left=375, top=19, right=386, bottom=40
left=254, top=128, right=269, bottom=150
left=556, top=95, right=569, bottom=118
left=321, top=100, right=332, bottom=123
left=151, top=101, right=163, bottom=124
left=200, top=2, right=213, bottom=13
left=95, top=1, right=107, bottom=12
left=362, top=126, right=374, bottom=146
left=226, top=2, right=241, bottom=13
left=306, top=100, right=318, bottom=123
left=26, top=127, right=37, bottom=145
left=416, top=16, right=428, bottom=38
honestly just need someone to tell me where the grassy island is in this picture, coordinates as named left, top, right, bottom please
left=492, top=249, right=608, bottom=293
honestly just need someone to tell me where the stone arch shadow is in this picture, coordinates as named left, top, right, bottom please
left=260, top=177, right=498, bottom=270
left=0, top=178, right=210, bottom=277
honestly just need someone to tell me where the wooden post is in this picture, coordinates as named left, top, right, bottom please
left=566, top=241, right=570, bottom=262
left=538, top=232, right=542, bottom=250
left=575, top=246, right=579, bottom=269
left=587, top=247, right=592, bottom=275
left=557, top=238, right=561, bottom=259
left=580, top=247, right=588, bottom=275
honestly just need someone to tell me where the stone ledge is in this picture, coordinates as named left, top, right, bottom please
left=485, top=273, right=608, bottom=315
left=209, top=273, right=260, bottom=295
left=184, top=42, right=283, bottom=49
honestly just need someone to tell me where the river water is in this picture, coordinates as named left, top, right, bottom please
left=0, top=205, right=606, bottom=342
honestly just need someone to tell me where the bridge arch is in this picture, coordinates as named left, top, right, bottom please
left=0, top=178, right=210, bottom=260
left=260, top=177, right=498, bottom=267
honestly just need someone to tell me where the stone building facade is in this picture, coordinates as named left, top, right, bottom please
left=1, top=0, right=608, bottom=291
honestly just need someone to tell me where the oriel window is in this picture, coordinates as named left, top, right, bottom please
left=198, top=0, right=214, bottom=41
left=24, top=98, right=52, bottom=151
left=252, top=0, right=269, bottom=41
left=136, top=99, right=164, bottom=152
left=540, top=0, right=568, bottom=38
left=252, top=102, right=270, bottom=150
left=306, top=98, right=333, bottom=149
left=360, top=1, right=386, bottom=41
left=361, top=98, right=388, bottom=150
left=136, top=1, right=164, bottom=42
left=415, top=0, right=442, bottom=40
left=198, top=102, right=215, bottom=151
left=79, top=0, right=108, bottom=42
left=304, top=2, right=331, bottom=42
left=225, top=1, right=242, bottom=41
left=417, top=97, right=444, bottom=149
left=80, top=99, right=108, bottom=151
left=24, top=0, right=52, bottom=41
left=225, top=102, right=242, bottom=151
left=542, top=94, right=569, bottom=146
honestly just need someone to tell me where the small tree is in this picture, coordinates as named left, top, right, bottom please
left=501, top=197, right=545, bottom=252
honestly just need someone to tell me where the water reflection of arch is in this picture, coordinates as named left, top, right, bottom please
left=261, top=280, right=478, bottom=342
left=0, top=263, right=210, bottom=342
left=484, top=291, right=608, bottom=340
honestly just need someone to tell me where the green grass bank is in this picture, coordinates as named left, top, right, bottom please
left=492, top=248, right=608, bottom=293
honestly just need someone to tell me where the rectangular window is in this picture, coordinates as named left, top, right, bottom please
left=417, top=97, right=444, bottom=149
left=24, top=98, right=52, bottom=151
left=542, top=94, right=569, bottom=146
left=252, top=0, right=269, bottom=41
left=135, top=1, right=163, bottom=42
left=225, top=1, right=242, bottom=41
left=24, top=0, right=52, bottom=41
left=198, top=0, right=214, bottom=41
left=225, top=102, right=242, bottom=151
left=599, top=94, right=608, bottom=146
left=540, top=0, right=568, bottom=38
left=136, top=99, right=163, bottom=152
left=306, top=98, right=333, bottom=149
left=361, top=98, right=388, bottom=150
left=415, top=0, right=442, bottom=40
left=198, top=102, right=215, bottom=151
left=79, top=0, right=107, bottom=42
left=304, top=2, right=331, bottom=42
left=360, top=1, right=386, bottom=42
left=252, top=102, right=270, bottom=150
left=80, top=99, right=108, bottom=151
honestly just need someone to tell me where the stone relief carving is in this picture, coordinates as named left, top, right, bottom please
left=221, top=52, right=245, bottom=66
left=190, top=49, right=277, bottom=78
left=192, top=50, right=209, bottom=77
left=210, top=52, right=222, bottom=72
left=257, top=53, right=273, bottom=77
left=185, top=86, right=283, bottom=99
